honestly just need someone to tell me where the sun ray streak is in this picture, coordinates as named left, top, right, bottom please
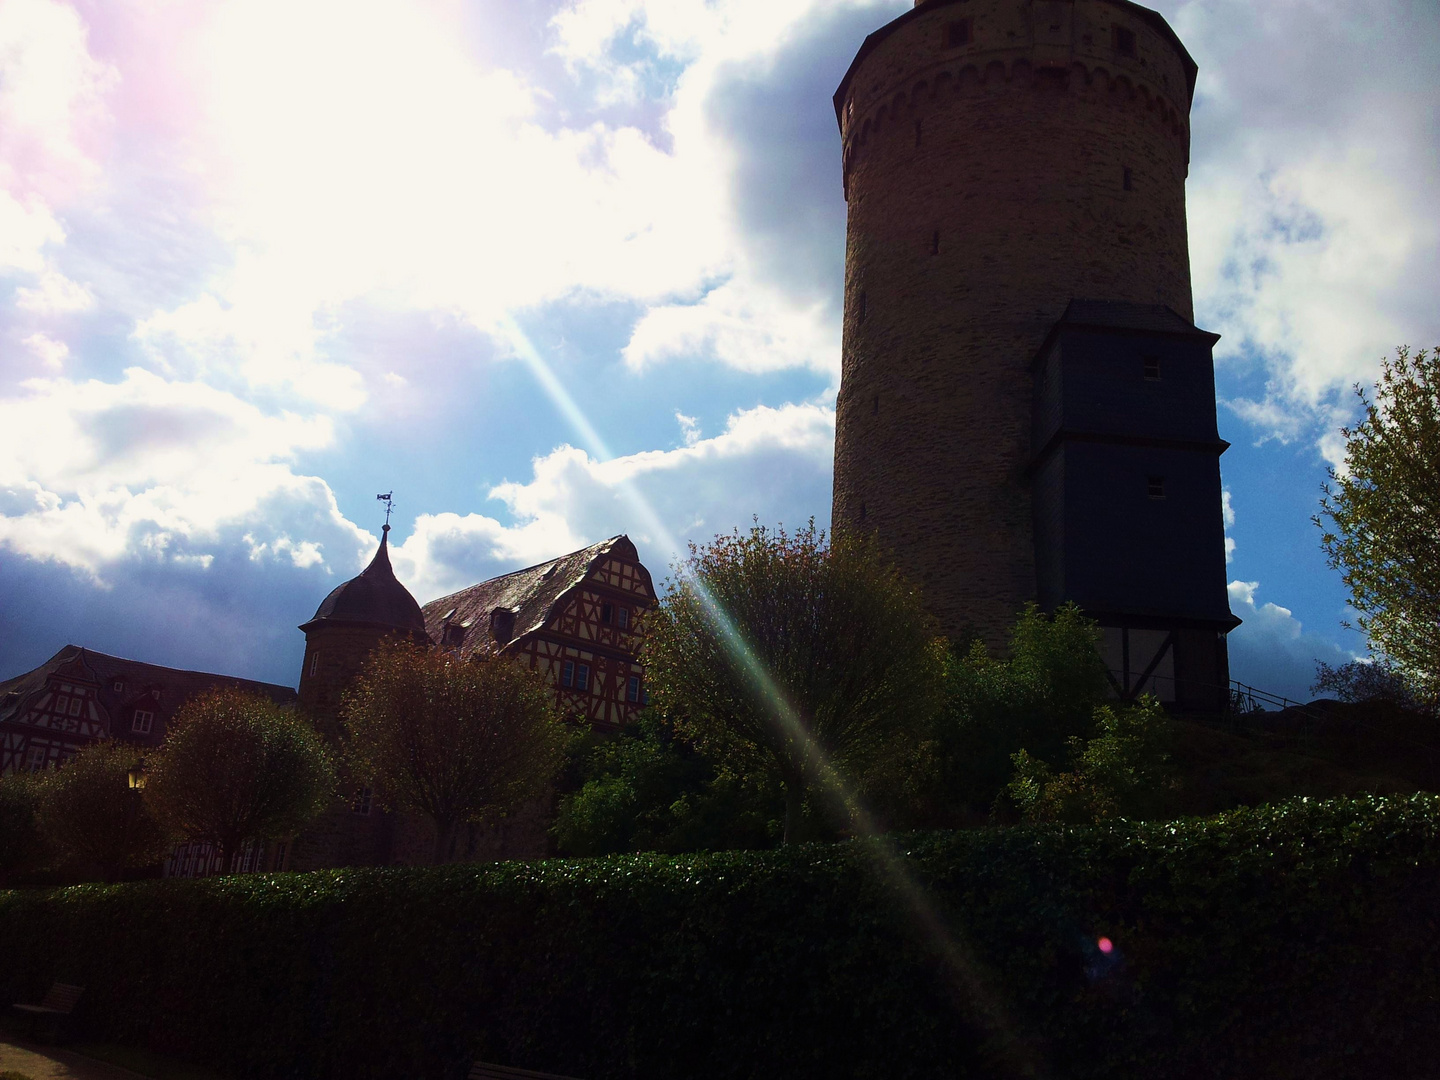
left=495, top=314, right=1043, bottom=1076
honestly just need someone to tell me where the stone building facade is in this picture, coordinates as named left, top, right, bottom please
left=832, top=0, right=1236, bottom=709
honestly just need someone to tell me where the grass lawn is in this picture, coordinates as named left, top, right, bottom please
left=72, top=1044, right=229, bottom=1080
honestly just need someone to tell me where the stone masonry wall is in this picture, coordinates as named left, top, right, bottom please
left=832, top=0, right=1196, bottom=649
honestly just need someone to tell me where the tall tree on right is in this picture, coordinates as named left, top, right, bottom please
left=1317, top=345, right=1440, bottom=706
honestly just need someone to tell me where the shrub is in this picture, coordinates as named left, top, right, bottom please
left=2, top=796, right=1439, bottom=1080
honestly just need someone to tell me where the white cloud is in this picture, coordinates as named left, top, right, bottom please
left=1227, top=578, right=1357, bottom=701
left=22, top=330, right=67, bottom=369
left=1221, top=488, right=1235, bottom=563
left=1180, top=0, right=1440, bottom=444
left=675, top=410, right=700, bottom=446
left=392, top=400, right=835, bottom=602
left=0, top=368, right=351, bottom=577
left=15, top=269, right=94, bottom=313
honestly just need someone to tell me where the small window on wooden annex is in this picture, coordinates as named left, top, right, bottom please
left=132, top=709, right=154, bottom=734
left=1147, top=475, right=1166, bottom=499
left=627, top=675, right=641, bottom=704
left=576, top=664, right=591, bottom=692
left=1113, top=25, right=1136, bottom=57
left=1144, top=356, right=1161, bottom=380
left=945, top=20, right=971, bottom=48
left=601, top=602, right=614, bottom=624
left=616, top=607, right=630, bottom=630
left=561, top=660, right=575, bottom=688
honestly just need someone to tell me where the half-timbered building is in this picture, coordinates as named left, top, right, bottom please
left=0, top=645, right=296, bottom=776
left=421, top=535, right=656, bottom=732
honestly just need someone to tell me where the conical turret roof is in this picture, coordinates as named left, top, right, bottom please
left=299, top=526, right=427, bottom=636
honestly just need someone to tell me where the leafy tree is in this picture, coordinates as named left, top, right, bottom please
left=145, top=689, right=334, bottom=872
left=0, top=770, right=48, bottom=886
left=35, top=741, right=173, bottom=882
left=644, top=521, right=945, bottom=843
left=914, top=603, right=1111, bottom=826
left=553, top=712, right=780, bottom=856
left=1313, top=658, right=1427, bottom=712
left=341, top=641, right=567, bottom=863
left=1007, top=697, right=1176, bottom=824
left=1317, top=345, right=1440, bottom=705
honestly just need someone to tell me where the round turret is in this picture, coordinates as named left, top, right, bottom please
left=832, top=0, right=1198, bottom=647
left=297, top=526, right=429, bottom=725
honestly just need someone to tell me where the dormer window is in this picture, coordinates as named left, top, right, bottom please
left=488, top=608, right=515, bottom=644
left=132, top=709, right=154, bottom=734
left=444, top=624, right=467, bottom=647
left=113, top=680, right=124, bottom=693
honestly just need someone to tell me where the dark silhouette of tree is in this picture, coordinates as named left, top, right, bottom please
left=643, top=521, right=944, bottom=844
left=1318, top=345, right=1440, bottom=705
left=0, top=770, right=48, bottom=885
left=145, top=689, right=334, bottom=872
left=36, top=741, right=172, bottom=882
left=341, top=641, right=566, bottom=863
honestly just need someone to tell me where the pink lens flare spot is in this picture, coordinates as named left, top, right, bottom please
left=1098, top=937, right=1114, bottom=954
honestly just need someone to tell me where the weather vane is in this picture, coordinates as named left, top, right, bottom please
left=376, top=491, right=394, bottom=528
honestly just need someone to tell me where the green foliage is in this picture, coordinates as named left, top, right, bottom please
left=0, top=771, right=46, bottom=886
left=2, top=796, right=1440, bottom=1080
left=915, top=603, right=1111, bottom=825
left=1008, top=697, right=1176, bottom=823
left=553, top=713, right=780, bottom=856
left=342, top=640, right=567, bottom=862
left=1318, top=345, right=1440, bottom=704
left=34, top=741, right=172, bottom=883
left=645, top=520, right=945, bottom=842
left=145, top=689, right=334, bottom=871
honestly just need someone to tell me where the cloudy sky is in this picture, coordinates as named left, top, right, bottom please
left=1, top=0, right=1436, bottom=700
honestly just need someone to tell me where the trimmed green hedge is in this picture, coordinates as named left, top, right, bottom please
left=3, top=795, right=1440, bottom=1079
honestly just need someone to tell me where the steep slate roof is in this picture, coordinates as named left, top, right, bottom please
left=0, top=645, right=297, bottom=742
left=300, top=526, right=427, bottom=636
left=420, top=535, right=645, bottom=661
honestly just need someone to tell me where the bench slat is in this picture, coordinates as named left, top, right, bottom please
left=468, top=1062, right=583, bottom=1080
left=40, top=984, right=83, bottom=1013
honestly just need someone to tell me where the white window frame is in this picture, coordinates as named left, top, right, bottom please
left=132, top=709, right=155, bottom=734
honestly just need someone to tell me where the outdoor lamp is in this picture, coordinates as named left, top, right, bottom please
left=128, top=760, right=147, bottom=790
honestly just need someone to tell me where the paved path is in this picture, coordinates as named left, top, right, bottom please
left=0, top=1039, right=148, bottom=1080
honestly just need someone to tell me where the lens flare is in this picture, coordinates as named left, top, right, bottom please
left=1098, top=937, right=1114, bottom=954
left=497, top=314, right=1042, bottom=1076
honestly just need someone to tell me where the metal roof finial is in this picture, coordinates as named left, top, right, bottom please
left=376, top=491, right=394, bottom=532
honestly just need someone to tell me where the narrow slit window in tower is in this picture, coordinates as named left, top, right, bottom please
left=945, top=20, right=971, bottom=48
left=858, top=291, right=868, bottom=324
left=1123, top=167, right=1133, bottom=191
left=1114, top=26, right=1136, bottom=57
left=1144, top=355, right=1161, bottom=380
left=914, top=119, right=923, bottom=147
left=1148, top=476, right=1166, bottom=500
left=859, top=502, right=868, bottom=522
left=872, top=394, right=879, bottom=416
left=931, top=229, right=940, bottom=255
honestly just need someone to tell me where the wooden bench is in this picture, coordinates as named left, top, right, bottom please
left=11, top=981, right=83, bottom=1042
left=469, top=1062, right=582, bottom=1080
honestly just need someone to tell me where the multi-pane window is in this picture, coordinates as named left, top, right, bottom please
left=561, top=660, right=575, bottom=688
left=576, top=664, right=591, bottom=692
left=1144, top=356, right=1161, bottom=380
left=627, top=675, right=641, bottom=704
left=601, top=602, right=614, bottom=624
left=352, top=785, right=373, bottom=816
left=54, top=694, right=69, bottom=715
left=69, top=695, right=83, bottom=716
left=1148, top=476, right=1166, bottom=500
left=27, top=745, right=47, bottom=771
left=132, top=709, right=154, bottom=734
left=616, top=607, right=630, bottom=630
left=309, top=651, right=320, bottom=677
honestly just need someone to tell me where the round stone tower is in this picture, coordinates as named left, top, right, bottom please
left=832, top=0, right=1198, bottom=647
left=297, top=525, right=430, bottom=731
